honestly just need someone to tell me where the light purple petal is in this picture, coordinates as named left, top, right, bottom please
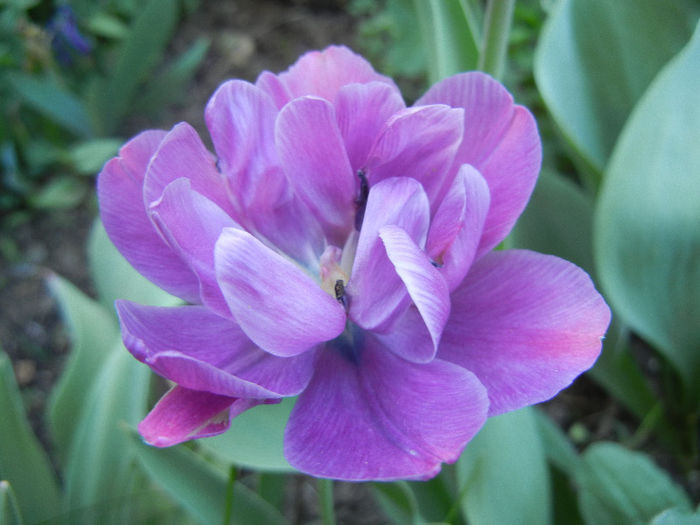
left=138, top=386, right=237, bottom=447
left=365, top=105, right=464, bottom=208
left=275, top=96, right=355, bottom=243
left=379, top=225, right=450, bottom=356
left=149, top=178, right=238, bottom=317
left=284, top=337, right=489, bottom=481
left=334, top=81, right=406, bottom=172
left=254, top=71, right=292, bottom=109
left=117, top=301, right=316, bottom=397
left=348, top=177, right=430, bottom=333
left=215, top=228, right=346, bottom=356
left=426, top=164, right=491, bottom=291
left=143, top=122, right=235, bottom=218
left=416, top=72, right=541, bottom=254
left=263, top=45, right=398, bottom=105
left=439, top=250, right=611, bottom=416
left=374, top=306, right=435, bottom=364
left=97, top=130, right=200, bottom=302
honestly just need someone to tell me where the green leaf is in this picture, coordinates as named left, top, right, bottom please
left=0, top=352, right=61, bottom=524
left=128, top=430, right=287, bottom=525
left=576, top=443, right=691, bottom=525
left=535, top=0, right=698, bottom=182
left=86, top=12, right=128, bottom=39
left=6, top=73, right=93, bottom=137
left=412, top=0, right=480, bottom=84
left=0, top=481, right=24, bottom=525
left=28, top=176, right=86, bottom=210
left=371, top=481, right=425, bottom=525
left=456, top=407, right=551, bottom=525
left=46, top=274, right=120, bottom=461
left=651, top=507, right=700, bottom=525
left=532, top=409, right=580, bottom=475
left=199, top=397, right=296, bottom=472
left=68, top=138, right=123, bottom=175
left=87, top=219, right=179, bottom=311
left=594, top=23, right=700, bottom=399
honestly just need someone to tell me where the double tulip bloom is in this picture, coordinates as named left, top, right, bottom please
left=98, top=46, right=610, bottom=481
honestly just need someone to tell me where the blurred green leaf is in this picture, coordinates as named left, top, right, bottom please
left=594, top=23, right=700, bottom=400
left=577, top=443, right=691, bottom=525
left=6, top=73, right=93, bottom=137
left=533, top=409, right=581, bottom=474
left=68, top=138, right=122, bottom=175
left=372, top=481, right=425, bottom=525
left=0, top=481, right=24, bottom=525
left=535, top=0, right=698, bottom=184
left=651, top=507, right=700, bottom=525
left=457, top=407, right=551, bottom=525
left=86, top=12, right=128, bottom=39
left=0, top=351, right=61, bottom=524
left=199, top=398, right=296, bottom=472
left=128, top=430, right=287, bottom=525
left=46, top=274, right=120, bottom=461
left=28, top=176, right=86, bottom=210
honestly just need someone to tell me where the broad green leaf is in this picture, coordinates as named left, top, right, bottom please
left=200, top=398, right=296, bottom=472
left=47, top=275, right=119, bottom=461
left=535, top=0, right=698, bottom=182
left=6, top=73, right=93, bottom=137
left=88, top=219, right=178, bottom=311
left=68, top=138, right=122, bottom=175
left=577, top=443, right=691, bottom=525
left=532, top=409, right=580, bottom=475
left=28, top=176, right=86, bottom=210
left=128, top=430, right=287, bottom=525
left=86, top=12, right=128, bottom=39
left=0, top=481, right=23, bottom=525
left=0, top=352, right=61, bottom=524
left=594, top=23, right=700, bottom=399
left=457, top=407, right=551, bottom=525
left=371, top=481, right=425, bottom=525
left=651, top=507, right=700, bottom=525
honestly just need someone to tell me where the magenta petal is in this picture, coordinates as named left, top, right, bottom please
left=149, top=178, right=238, bottom=317
left=139, top=386, right=237, bottom=447
left=427, top=164, right=491, bottom=291
left=416, top=73, right=541, bottom=254
left=379, top=225, right=450, bottom=354
left=284, top=337, right=489, bottom=481
left=348, top=177, right=430, bottom=333
left=439, top=250, right=611, bottom=416
left=97, top=130, right=200, bottom=302
left=334, top=81, right=406, bottom=172
left=365, top=105, right=464, bottom=208
left=276, top=96, right=355, bottom=243
left=143, top=122, right=235, bottom=218
left=215, top=228, right=346, bottom=356
left=254, top=71, right=292, bottom=109
left=117, top=301, right=316, bottom=397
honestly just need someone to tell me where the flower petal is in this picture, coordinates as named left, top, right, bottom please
left=348, top=177, right=430, bottom=333
left=149, top=178, right=238, bottom=317
left=275, top=96, right=355, bottom=243
left=379, top=224, right=450, bottom=355
left=284, top=337, right=489, bottom=481
left=365, top=105, right=464, bottom=208
left=417, top=72, right=541, bottom=254
left=97, top=130, right=200, bottom=302
left=334, top=81, right=406, bottom=172
left=215, top=228, right=346, bottom=356
left=138, top=386, right=237, bottom=447
left=374, top=306, right=434, bottom=364
left=117, top=301, right=316, bottom=397
left=426, top=164, right=491, bottom=291
left=439, top=250, right=611, bottom=416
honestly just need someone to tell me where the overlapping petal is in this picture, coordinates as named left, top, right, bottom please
left=439, top=250, right=611, bottom=416
left=284, top=336, right=488, bottom=481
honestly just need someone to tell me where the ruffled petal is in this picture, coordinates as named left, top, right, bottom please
left=379, top=225, right=450, bottom=355
left=149, top=178, right=238, bottom=317
left=374, top=306, right=435, bottom=364
left=275, top=96, right=355, bottom=243
left=416, top=72, right=540, bottom=254
left=97, top=130, right=200, bottom=302
left=426, top=164, right=491, bottom=291
left=334, top=81, right=406, bottom=172
left=215, top=228, right=346, bottom=356
left=365, top=105, right=464, bottom=209
left=439, top=250, right=611, bottom=416
left=348, top=177, right=430, bottom=333
left=117, top=301, right=316, bottom=398
left=284, top=337, right=489, bottom=481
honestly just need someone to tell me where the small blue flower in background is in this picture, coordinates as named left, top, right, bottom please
left=47, top=5, right=91, bottom=66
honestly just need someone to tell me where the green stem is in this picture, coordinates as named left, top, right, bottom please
left=318, top=478, right=336, bottom=525
left=478, top=0, right=515, bottom=80
left=222, top=465, right=236, bottom=525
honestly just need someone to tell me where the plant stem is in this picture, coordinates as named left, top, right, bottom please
left=223, top=465, right=236, bottom=525
left=318, top=478, right=336, bottom=525
left=478, top=0, right=515, bottom=80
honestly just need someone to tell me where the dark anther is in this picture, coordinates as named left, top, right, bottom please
left=431, top=260, right=443, bottom=268
left=354, top=169, right=369, bottom=230
left=334, top=279, right=347, bottom=308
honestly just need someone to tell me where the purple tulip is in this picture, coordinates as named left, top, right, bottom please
left=98, top=46, right=610, bottom=481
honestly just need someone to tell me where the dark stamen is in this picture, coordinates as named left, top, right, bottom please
left=355, top=169, right=369, bottom=230
left=334, top=279, right=347, bottom=309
